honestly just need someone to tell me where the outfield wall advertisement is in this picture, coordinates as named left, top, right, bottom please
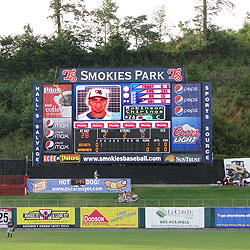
left=80, top=207, right=138, bottom=228
left=16, top=207, right=75, bottom=228
left=27, top=178, right=131, bottom=193
left=0, top=208, right=12, bottom=228
left=145, top=207, right=204, bottom=228
left=215, top=208, right=250, bottom=228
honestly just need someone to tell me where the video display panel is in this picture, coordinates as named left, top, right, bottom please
left=33, top=68, right=212, bottom=165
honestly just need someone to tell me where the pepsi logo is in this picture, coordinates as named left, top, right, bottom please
left=46, top=119, right=54, bottom=128
left=45, top=141, right=54, bottom=150
left=45, top=130, right=54, bottom=139
left=175, top=95, right=183, bottom=105
left=174, top=84, right=183, bottom=94
left=175, top=106, right=183, bottom=116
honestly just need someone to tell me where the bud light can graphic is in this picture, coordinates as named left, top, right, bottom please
left=45, top=141, right=54, bottom=150
left=172, top=117, right=201, bottom=152
left=174, top=106, right=183, bottom=116
left=174, top=84, right=183, bottom=94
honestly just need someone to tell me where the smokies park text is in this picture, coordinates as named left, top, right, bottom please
left=33, top=68, right=212, bottom=165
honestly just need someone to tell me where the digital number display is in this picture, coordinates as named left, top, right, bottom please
left=75, top=128, right=170, bottom=153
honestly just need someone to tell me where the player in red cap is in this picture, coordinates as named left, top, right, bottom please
left=78, top=89, right=112, bottom=120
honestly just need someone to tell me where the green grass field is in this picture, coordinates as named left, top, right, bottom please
left=1, top=230, right=250, bottom=250
left=1, top=186, right=250, bottom=207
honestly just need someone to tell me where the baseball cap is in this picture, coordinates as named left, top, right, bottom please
left=88, top=89, right=108, bottom=99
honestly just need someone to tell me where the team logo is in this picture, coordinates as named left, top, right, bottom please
left=45, top=130, right=54, bottom=139
left=174, top=106, right=183, bottom=116
left=174, top=84, right=183, bottom=94
left=173, top=124, right=200, bottom=144
left=45, top=141, right=54, bottom=150
left=174, top=95, right=183, bottom=105
left=46, top=119, right=54, bottom=128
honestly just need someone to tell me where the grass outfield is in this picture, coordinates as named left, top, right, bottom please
left=1, top=186, right=250, bottom=207
left=1, top=230, right=250, bottom=250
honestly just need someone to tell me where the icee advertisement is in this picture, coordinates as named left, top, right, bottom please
left=145, top=207, right=204, bottom=228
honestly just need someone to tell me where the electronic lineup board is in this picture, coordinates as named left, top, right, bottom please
left=33, top=68, right=212, bottom=165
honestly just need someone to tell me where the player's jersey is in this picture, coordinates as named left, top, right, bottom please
left=7, top=222, right=14, bottom=228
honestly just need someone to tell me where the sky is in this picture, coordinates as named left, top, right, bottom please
left=0, top=0, right=249, bottom=37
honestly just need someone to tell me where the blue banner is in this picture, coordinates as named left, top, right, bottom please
left=171, top=117, right=202, bottom=152
left=59, top=68, right=185, bottom=83
left=202, top=82, right=212, bottom=163
left=27, top=179, right=131, bottom=193
left=33, top=84, right=43, bottom=165
left=215, top=208, right=250, bottom=228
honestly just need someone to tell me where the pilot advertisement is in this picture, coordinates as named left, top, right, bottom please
left=27, top=178, right=131, bottom=193
left=215, top=208, right=250, bottom=228
left=33, top=68, right=212, bottom=165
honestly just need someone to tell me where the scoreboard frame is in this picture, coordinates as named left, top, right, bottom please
left=33, top=68, right=212, bottom=165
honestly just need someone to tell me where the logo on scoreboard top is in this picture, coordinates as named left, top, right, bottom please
left=59, top=68, right=185, bottom=83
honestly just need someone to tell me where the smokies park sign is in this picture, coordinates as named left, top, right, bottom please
left=33, top=68, right=212, bottom=165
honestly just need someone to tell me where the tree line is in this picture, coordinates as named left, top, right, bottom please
left=0, top=0, right=249, bottom=159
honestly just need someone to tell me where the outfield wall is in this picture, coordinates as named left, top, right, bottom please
left=3, top=207, right=248, bottom=229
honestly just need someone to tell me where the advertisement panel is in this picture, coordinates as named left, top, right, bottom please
left=0, top=208, right=12, bottom=228
left=33, top=84, right=43, bottom=165
left=171, top=117, right=202, bottom=152
left=215, top=208, right=250, bottom=228
left=145, top=207, right=204, bottom=228
left=59, top=68, right=185, bottom=83
left=80, top=207, right=138, bottom=228
left=224, top=158, right=250, bottom=184
left=43, top=84, right=72, bottom=118
left=27, top=178, right=131, bottom=193
left=17, top=207, right=75, bottom=228
left=202, top=82, right=212, bottom=163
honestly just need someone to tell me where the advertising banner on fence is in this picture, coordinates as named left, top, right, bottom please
left=224, top=158, right=250, bottom=184
left=80, top=207, right=138, bottom=228
left=27, top=178, right=131, bottom=193
left=0, top=208, right=12, bottom=228
left=215, top=208, right=250, bottom=228
left=16, top=207, right=75, bottom=228
left=145, top=207, right=204, bottom=228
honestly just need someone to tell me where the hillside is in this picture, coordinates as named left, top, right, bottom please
left=0, top=26, right=249, bottom=160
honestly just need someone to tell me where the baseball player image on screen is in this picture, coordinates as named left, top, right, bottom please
left=78, top=88, right=112, bottom=120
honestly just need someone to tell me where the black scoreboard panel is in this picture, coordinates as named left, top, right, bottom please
left=75, top=128, right=170, bottom=153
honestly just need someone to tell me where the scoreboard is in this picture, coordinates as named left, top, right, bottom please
left=33, top=68, right=212, bottom=165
